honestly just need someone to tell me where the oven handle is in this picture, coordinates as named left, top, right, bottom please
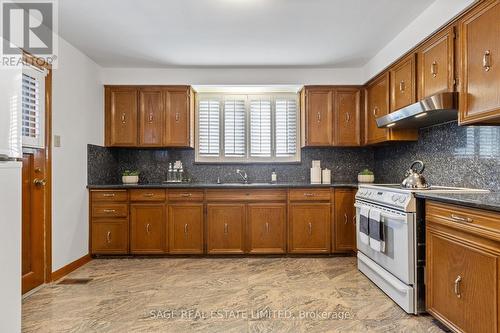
left=355, top=203, right=408, bottom=223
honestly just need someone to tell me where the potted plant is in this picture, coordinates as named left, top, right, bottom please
left=122, top=170, right=140, bottom=185
left=358, top=169, right=375, bottom=183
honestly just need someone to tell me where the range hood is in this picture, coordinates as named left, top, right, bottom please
left=376, top=92, right=458, bottom=129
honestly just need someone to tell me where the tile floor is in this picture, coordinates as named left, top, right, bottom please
left=22, top=257, right=447, bottom=332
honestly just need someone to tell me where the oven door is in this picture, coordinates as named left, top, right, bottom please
left=355, top=200, right=415, bottom=285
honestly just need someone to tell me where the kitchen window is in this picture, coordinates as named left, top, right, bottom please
left=196, top=93, right=300, bottom=163
left=21, top=65, right=47, bottom=149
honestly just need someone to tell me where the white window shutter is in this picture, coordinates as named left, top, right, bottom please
left=275, top=98, right=297, bottom=157
left=224, top=99, right=246, bottom=157
left=250, top=99, right=272, bottom=157
left=198, top=99, right=220, bottom=156
left=21, top=66, right=46, bottom=149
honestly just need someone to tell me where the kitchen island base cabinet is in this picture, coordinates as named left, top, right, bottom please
left=130, top=204, right=165, bottom=254
left=207, top=204, right=246, bottom=254
left=91, top=220, right=129, bottom=254
left=247, top=203, right=287, bottom=254
left=288, top=203, right=331, bottom=253
left=168, top=204, right=204, bottom=254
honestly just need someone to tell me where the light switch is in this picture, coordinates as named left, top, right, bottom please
left=54, top=135, right=61, bottom=147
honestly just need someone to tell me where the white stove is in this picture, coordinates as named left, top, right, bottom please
left=355, top=184, right=488, bottom=315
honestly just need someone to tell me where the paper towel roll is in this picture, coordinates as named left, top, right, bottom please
left=322, top=169, right=331, bottom=184
left=310, top=167, right=322, bottom=184
left=312, top=160, right=321, bottom=169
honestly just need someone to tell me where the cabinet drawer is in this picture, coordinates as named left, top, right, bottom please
left=91, top=190, right=128, bottom=202
left=168, top=189, right=204, bottom=202
left=91, top=219, right=129, bottom=254
left=92, top=203, right=128, bottom=218
left=427, top=201, right=500, bottom=240
left=205, top=189, right=287, bottom=202
left=130, top=189, right=166, bottom=202
left=289, top=188, right=331, bottom=201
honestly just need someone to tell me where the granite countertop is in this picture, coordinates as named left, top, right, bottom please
left=415, top=192, right=500, bottom=213
left=87, top=182, right=359, bottom=189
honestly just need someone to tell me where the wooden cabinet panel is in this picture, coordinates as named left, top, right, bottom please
left=168, top=204, right=204, bottom=254
left=289, top=188, right=331, bottom=202
left=139, top=89, right=164, bottom=147
left=304, top=89, right=333, bottom=146
left=418, top=27, right=455, bottom=99
left=288, top=203, right=330, bottom=253
left=390, top=54, right=417, bottom=112
left=91, top=190, right=128, bottom=202
left=106, top=87, right=138, bottom=146
left=335, top=89, right=360, bottom=146
left=130, top=189, right=166, bottom=202
left=206, top=189, right=287, bottom=202
left=459, top=0, right=500, bottom=124
left=92, top=203, right=128, bottom=218
left=168, top=189, right=205, bottom=202
left=207, top=204, right=245, bottom=254
left=164, top=88, right=192, bottom=147
left=333, top=189, right=356, bottom=252
left=91, top=220, right=128, bottom=254
left=247, top=203, right=286, bottom=254
left=130, top=204, right=165, bottom=254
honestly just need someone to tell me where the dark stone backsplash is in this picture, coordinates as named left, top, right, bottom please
left=88, top=121, right=500, bottom=191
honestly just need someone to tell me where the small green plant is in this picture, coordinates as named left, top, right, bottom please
left=359, top=168, right=374, bottom=176
left=122, top=170, right=140, bottom=177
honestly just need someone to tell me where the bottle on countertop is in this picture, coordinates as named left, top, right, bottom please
left=167, top=163, right=173, bottom=182
left=178, top=165, right=184, bottom=182
left=271, top=169, right=277, bottom=184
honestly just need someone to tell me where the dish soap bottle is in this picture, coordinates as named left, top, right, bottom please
left=271, top=169, right=277, bottom=184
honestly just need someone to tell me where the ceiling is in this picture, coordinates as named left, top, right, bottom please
left=58, top=0, right=436, bottom=68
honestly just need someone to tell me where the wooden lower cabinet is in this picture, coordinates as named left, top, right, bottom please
left=168, top=203, right=204, bottom=254
left=130, top=204, right=165, bottom=254
left=288, top=203, right=331, bottom=253
left=207, top=204, right=246, bottom=254
left=247, top=203, right=287, bottom=254
left=91, top=219, right=128, bottom=254
left=333, top=189, right=356, bottom=252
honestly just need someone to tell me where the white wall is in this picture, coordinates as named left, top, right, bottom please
left=51, top=37, right=103, bottom=271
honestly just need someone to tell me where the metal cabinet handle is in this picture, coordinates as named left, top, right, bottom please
left=450, top=214, right=473, bottom=223
left=344, top=213, right=348, bottom=224
left=146, top=223, right=151, bottom=234
left=148, top=113, right=154, bottom=122
left=316, top=112, right=321, bottom=122
left=103, top=209, right=116, bottom=213
left=224, top=223, right=228, bottom=234
left=265, top=222, right=270, bottom=233
left=103, top=193, right=115, bottom=197
left=345, top=112, right=350, bottom=122
left=33, top=178, right=47, bottom=186
left=181, top=193, right=192, bottom=197
left=175, top=112, right=180, bottom=122
left=121, top=113, right=126, bottom=123
left=352, top=215, right=356, bottom=224
left=143, top=193, right=154, bottom=197
left=373, top=106, right=378, bottom=117
left=431, top=61, right=438, bottom=78
left=399, top=80, right=405, bottom=92
left=483, top=50, right=491, bottom=72
left=303, top=193, right=314, bottom=197
left=308, top=222, right=312, bottom=235
left=454, top=275, right=462, bottom=298
left=106, top=231, right=112, bottom=244
left=184, top=223, right=188, bottom=234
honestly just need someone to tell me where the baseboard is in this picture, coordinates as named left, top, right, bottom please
left=51, top=254, right=92, bottom=282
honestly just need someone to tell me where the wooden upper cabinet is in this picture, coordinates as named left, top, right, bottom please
left=390, top=53, right=417, bottom=112
left=459, top=0, right=500, bottom=125
left=105, top=87, right=138, bottom=146
left=138, top=88, right=164, bottom=147
left=303, top=88, right=333, bottom=146
left=333, top=189, right=356, bottom=252
left=164, top=87, right=194, bottom=147
left=334, top=88, right=360, bottom=146
left=418, top=26, right=455, bottom=99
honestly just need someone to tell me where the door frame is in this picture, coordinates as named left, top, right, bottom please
left=23, top=52, right=52, bottom=285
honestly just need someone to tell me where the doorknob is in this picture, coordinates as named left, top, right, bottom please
left=33, top=178, right=47, bottom=186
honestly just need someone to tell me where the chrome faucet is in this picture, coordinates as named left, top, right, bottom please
left=236, top=169, right=248, bottom=184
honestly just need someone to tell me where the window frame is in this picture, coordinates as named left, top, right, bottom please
left=21, top=65, right=47, bottom=149
left=195, top=92, right=301, bottom=164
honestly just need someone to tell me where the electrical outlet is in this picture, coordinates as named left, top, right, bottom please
left=54, top=135, right=61, bottom=147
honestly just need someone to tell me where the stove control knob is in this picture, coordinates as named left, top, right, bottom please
left=391, top=194, right=398, bottom=202
left=399, top=196, right=406, bottom=203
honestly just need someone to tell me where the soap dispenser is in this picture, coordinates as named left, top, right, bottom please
left=271, top=169, right=277, bottom=184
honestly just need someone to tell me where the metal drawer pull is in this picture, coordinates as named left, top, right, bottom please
left=450, top=214, right=473, bottom=223
left=399, top=80, right=405, bottom=92
left=344, top=213, right=348, bottom=224
left=265, top=222, right=270, bottom=233
left=303, top=193, right=314, bottom=197
left=316, top=112, right=321, bottom=122
left=148, top=113, right=154, bottom=122
left=224, top=223, right=228, bottom=234
left=184, top=224, right=188, bottom=234
left=143, top=193, right=155, bottom=197
left=103, top=193, right=115, bottom=197
left=373, top=106, right=378, bottom=117
left=175, top=112, right=180, bottom=122
left=431, top=61, right=438, bottom=78
left=454, top=275, right=462, bottom=298
left=146, top=223, right=151, bottom=233
left=103, top=209, right=116, bottom=213
left=308, top=222, right=312, bottom=235
left=353, top=215, right=356, bottom=224
left=345, top=112, right=350, bottom=122
left=106, top=231, right=112, bottom=244
left=483, top=50, right=491, bottom=72
left=121, top=113, right=126, bottom=123
left=181, top=193, right=192, bottom=197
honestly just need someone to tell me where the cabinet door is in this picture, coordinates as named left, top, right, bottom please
left=365, top=73, right=390, bottom=144
left=91, top=220, right=128, bottom=254
left=288, top=203, right=330, bottom=253
left=168, top=204, right=204, bottom=254
left=418, top=27, right=455, bottom=99
left=139, top=88, right=164, bottom=147
left=335, top=89, right=360, bottom=146
left=333, top=189, right=356, bottom=252
left=207, top=204, right=245, bottom=254
left=459, top=1, right=500, bottom=124
left=247, top=203, right=286, bottom=254
left=305, top=89, right=333, bottom=146
left=106, top=87, right=138, bottom=146
left=130, top=204, right=165, bottom=254
left=164, top=88, right=191, bottom=147
left=390, top=54, right=417, bottom=112
left=426, top=227, right=498, bottom=333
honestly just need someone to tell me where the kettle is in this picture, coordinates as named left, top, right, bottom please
left=401, top=160, right=429, bottom=189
